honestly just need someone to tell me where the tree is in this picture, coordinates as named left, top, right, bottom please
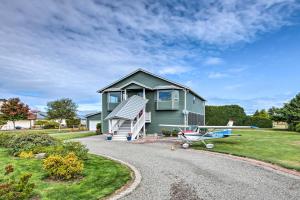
left=47, top=98, right=77, bottom=130
left=253, top=109, right=269, bottom=119
left=268, top=107, right=285, bottom=122
left=66, top=118, right=81, bottom=128
left=280, top=93, right=300, bottom=124
left=0, top=116, right=7, bottom=129
left=0, top=98, right=30, bottom=129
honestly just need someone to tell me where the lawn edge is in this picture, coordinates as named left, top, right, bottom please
left=191, top=149, right=300, bottom=178
left=92, top=153, right=142, bottom=200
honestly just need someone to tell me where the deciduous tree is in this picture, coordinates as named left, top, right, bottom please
left=47, top=98, right=77, bottom=130
left=0, top=98, right=30, bottom=129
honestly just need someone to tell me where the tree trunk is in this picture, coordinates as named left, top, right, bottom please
left=58, top=119, right=62, bottom=131
left=12, top=121, right=15, bottom=130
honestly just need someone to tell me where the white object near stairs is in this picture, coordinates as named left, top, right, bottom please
left=105, top=95, right=149, bottom=141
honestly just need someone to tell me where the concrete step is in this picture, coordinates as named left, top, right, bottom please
left=112, top=135, right=127, bottom=141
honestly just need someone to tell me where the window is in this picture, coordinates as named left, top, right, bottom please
left=193, top=96, right=196, bottom=104
left=108, top=92, right=121, bottom=103
left=158, top=90, right=172, bottom=101
left=156, top=90, right=179, bottom=110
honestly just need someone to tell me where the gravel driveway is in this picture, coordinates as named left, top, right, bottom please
left=76, top=136, right=300, bottom=200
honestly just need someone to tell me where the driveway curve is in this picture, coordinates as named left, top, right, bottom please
left=76, top=136, right=300, bottom=200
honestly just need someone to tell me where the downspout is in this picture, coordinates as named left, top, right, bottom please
left=184, top=89, right=187, bottom=131
left=203, top=101, right=206, bottom=125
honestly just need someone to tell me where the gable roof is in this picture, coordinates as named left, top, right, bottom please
left=98, top=68, right=206, bottom=101
left=105, top=95, right=148, bottom=120
left=85, top=112, right=102, bottom=118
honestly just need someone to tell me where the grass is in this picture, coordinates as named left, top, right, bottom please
left=0, top=128, right=86, bottom=135
left=192, top=129, right=300, bottom=171
left=51, top=132, right=97, bottom=140
left=0, top=147, right=132, bottom=200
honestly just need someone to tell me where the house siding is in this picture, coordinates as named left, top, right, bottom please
left=110, top=71, right=173, bottom=88
left=101, top=92, right=109, bottom=133
left=186, top=92, right=205, bottom=125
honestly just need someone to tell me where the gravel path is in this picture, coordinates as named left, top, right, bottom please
left=76, top=136, right=300, bottom=200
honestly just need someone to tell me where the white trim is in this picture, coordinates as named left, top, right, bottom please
left=119, top=81, right=153, bottom=90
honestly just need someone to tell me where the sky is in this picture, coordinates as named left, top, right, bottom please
left=0, top=0, right=300, bottom=114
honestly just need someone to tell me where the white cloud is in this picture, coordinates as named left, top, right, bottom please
left=224, top=84, right=243, bottom=90
left=204, top=57, right=224, bottom=65
left=208, top=72, right=229, bottom=79
left=159, top=66, right=191, bottom=75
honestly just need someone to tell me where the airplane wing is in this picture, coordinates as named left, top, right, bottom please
left=197, top=126, right=258, bottom=129
left=159, top=124, right=190, bottom=128
left=159, top=124, right=258, bottom=129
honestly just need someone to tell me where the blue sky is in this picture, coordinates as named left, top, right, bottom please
left=0, top=0, right=300, bottom=114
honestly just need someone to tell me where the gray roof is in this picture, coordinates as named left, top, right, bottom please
left=98, top=68, right=206, bottom=101
left=85, top=112, right=102, bottom=118
left=105, top=95, right=148, bottom=120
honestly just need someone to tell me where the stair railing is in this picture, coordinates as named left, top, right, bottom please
left=131, top=111, right=145, bottom=140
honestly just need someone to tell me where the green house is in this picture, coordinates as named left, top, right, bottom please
left=98, top=69, right=206, bottom=141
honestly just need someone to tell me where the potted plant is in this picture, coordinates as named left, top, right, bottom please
left=107, top=133, right=113, bottom=141
left=127, top=133, right=132, bottom=141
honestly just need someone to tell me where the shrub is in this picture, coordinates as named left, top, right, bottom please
left=43, top=153, right=84, bottom=180
left=19, top=151, right=34, bottom=159
left=66, top=118, right=81, bottom=128
left=161, top=129, right=172, bottom=137
left=32, top=145, right=64, bottom=155
left=96, top=123, right=102, bottom=134
left=205, top=105, right=247, bottom=125
left=295, top=123, right=300, bottom=132
left=62, top=141, right=88, bottom=160
left=171, top=130, right=178, bottom=137
left=8, top=133, right=59, bottom=155
left=43, top=121, right=59, bottom=129
left=0, top=165, right=35, bottom=200
left=0, top=132, right=16, bottom=147
left=249, top=117, right=273, bottom=128
left=34, top=120, right=48, bottom=126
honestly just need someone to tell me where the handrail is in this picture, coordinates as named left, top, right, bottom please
left=131, top=112, right=145, bottom=140
left=112, top=119, right=125, bottom=134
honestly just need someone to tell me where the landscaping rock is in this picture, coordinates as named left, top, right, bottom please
left=35, top=153, right=46, bottom=159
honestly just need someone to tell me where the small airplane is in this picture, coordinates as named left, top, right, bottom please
left=160, top=120, right=258, bottom=149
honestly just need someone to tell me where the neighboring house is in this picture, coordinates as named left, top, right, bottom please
left=86, top=112, right=101, bottom=131
left=98, top=68, right=206, bottom=141
left=0, top=99, right=5, bottom=110
left=36, top=111, right=47, bottom=120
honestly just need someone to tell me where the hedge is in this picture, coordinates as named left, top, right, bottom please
left=205, top=105, right=273, bottom=128
left=205, top=105, right=247, bottom=126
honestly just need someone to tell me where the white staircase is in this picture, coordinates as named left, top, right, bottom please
left=112, top=121, right=131, bottom=141
left=112, top=135, right=127, bottom=141
left=106, top=95, right=149, bottom=142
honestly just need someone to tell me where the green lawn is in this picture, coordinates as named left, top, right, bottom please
left=192, top=129, right=300, bottom=171
left=51, top=132, right=97, bottom=140
left=0, top=148, right=131, bottom=200
left=0, top=128, right=86, bottom=135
